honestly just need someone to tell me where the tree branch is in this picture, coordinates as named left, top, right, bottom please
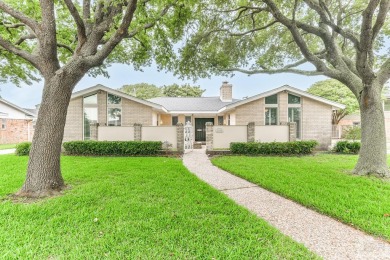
left=57, top=43, right=74, bottom=54
left=371, top=0, right=390, bottom=41
left=377, top=58, right=390, bottom=86
left=0, top=36, right=40, bottom=69
left=63, top=0, right=87, bottom=48
left=0, top=1, right=39, bottom=33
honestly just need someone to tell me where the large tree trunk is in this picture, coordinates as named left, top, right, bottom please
left=16, top=69, right=85, bottom=197
left=354, top=85, right=389, bottom=177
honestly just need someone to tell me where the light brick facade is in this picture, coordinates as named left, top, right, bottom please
left=63, top=97, right=83, bottom=142
left=301, top=97, right=332, bottom=148
left=235, top=99, right=264, bottom=125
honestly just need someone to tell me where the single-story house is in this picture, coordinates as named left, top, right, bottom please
left=0, top=98, right=37, bottom=144
left=64, top=82, right=345, bottom=149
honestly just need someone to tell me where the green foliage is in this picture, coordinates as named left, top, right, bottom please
left=342, top=126, right=361, bottom=140
left=307, top=80, right=359, bottom=124
left=119, top=83, right=162, bottom=99
left=230, top=141, right=318, bottom=155
left=162, top=83, right=205, bottom=97
left=212, top=154, right=390, bottom=240
left=15, top=142, right=31, bottom=156
left=0, top=155, right=316, bottom=258
left=62, top=141, right=162, bottom=156
left=334, top=141, right=360, bottom=154
left=119, top=83, right=205, bottom=99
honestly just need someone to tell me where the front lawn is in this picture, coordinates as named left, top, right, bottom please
left=0, top=155, right=316, bottom=259
left=0, top=143, right=16, bottom=150
left=212, top=154, right=390, bottom=241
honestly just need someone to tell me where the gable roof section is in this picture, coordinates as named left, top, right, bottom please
left=148, top=97, right=239, bottom=113
left=0, top=98, right=37, bottom=117
left=221, top=85, right=346, bottom=112
left=71, top=84, right=167, bottom=112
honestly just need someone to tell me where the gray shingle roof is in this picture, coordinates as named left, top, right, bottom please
left=148, top=97, right=239, bottom=112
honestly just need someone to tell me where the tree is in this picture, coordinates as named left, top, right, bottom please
left=119, top=83, right=205, bottom=98
left=308, top=79, right=359, bottom=124
left=162, top=83, right=205, bottom=97
left=0, top=0, right=192, bottom=197
left=178, top=0, right=390, bottom=177
left=119, top=83, right=162, bottom=99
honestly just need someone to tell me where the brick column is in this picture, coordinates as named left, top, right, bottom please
left=134, top=123, right=142, bottom=141
left=247, top=122, right=255, bottom=142
left=206, top=122, right=214, bottom=150
left=288, top=122, right=297, bottom=141
left=176, top=123, right=184, bottom=153
left=89, top=123, right=98, bottom=140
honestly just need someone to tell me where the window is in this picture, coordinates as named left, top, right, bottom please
left=1, top=118, right=6, bottom=130
left=172, top=116, right=178, bottom=126
left=228, top=114, right=231, bottom=125
left=288, top=107, right=301, bottom=138
left=218, top=116, right=224, bottom=125
left=265, top=94, right=278, bottom=104
left=83, top=94, right=98, bottom=140
left=107, top=94, right=122, bottom=126
left=265, top=108, right=278, bottom=125
left=288, top=94, right=301, bottom=104
left=185, top=116, right=192, bottom=124
left=108, top=108, right=121, bottom=126
left=384, top=100, right=390, bottom=111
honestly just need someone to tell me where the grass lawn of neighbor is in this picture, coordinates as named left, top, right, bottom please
left=0, top=155, right=317, bottom=259
left=0, top=143, right=16, bottom=150
left=212, top=154, right=390, bottom=241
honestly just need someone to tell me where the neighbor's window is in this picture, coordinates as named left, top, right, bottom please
left=265, top=108, right=278, bottom=125
left=172, top=116, right=179, bottom=126
left=185, top=116, right=192, bottom=124
left=1, top=118, right=6, bottom=130
left=107, top=94, right=122, bottom=126
left=265, top=94, right=278, bottom=104
left=288, top=94, right=301, bottom=104
left=384, top=100, right=390, bottom=111
left=218, top=116, right=224, bottom=125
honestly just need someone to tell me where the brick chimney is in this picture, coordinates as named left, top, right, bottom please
left=220, top=81, right=232, bottom=102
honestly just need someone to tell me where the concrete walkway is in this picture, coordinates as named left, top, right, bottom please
left=182, top=148, right=390, bottom=260
left=0, top=148, right=15, bottom=155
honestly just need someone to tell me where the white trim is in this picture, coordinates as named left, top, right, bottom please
left=221, top=85, right=345, bottom=112
left=0, top=98, right=37, bottom=117
left=72, top=84, right=166, bottom=112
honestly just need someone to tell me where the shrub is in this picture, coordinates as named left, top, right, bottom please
left=334, top=140, right=360, bottom=154
left=342, top=126, right=361, bottom=140
left=63, top=141, right=162, bottom=156
left=230, top=140, right=318, bottom=155
left=15, top=142, right=31, bottom=156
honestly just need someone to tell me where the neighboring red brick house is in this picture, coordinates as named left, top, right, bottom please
left=0, top=98, right=37, bottom=144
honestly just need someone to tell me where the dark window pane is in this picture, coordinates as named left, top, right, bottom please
left=108, top=108, right=121, bottom=126
left=108, top=93, right=121, bottom=105
left=218, top=116, right=224, bottom=125
left=185, top=116, right=192, bottom=124
left=265, top=94, right=278, bottom=104
left=288, top=94, right=301, bottom=104
left=172, top=116, right=178, bottom=126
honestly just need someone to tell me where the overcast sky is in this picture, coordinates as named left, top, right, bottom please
left=0, top=63, right=327, bottom=108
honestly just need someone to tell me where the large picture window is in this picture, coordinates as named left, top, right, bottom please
left=288, top=94, right=301, bottom=104
left=265, top=94, right=278, bottom=104
left=288, top=107, right=301, bottom=138
left=83, top=93, right=98, bottom=140
left=107, top=94, right=122, bottom=126
left=265, top=108, right=278, bottom=125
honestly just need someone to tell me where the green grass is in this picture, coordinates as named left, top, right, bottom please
left=212, top=154, right=390, bottom=241
left=0, top=143, right=16, bottom=150
left=0, top=155, right=317, bottom=259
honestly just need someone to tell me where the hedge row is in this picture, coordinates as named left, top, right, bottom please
left=230, top=140, right=318, bottom=155
left=334, top=140, right=360, bottom=154
left=62, top=141, right=162, bottom=156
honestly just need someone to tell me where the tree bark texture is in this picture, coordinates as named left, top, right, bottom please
left=354, top=85, right=390, bottom=177
left=17, top=67, right=86, bottom=197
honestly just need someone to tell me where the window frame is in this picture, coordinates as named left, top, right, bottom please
left=1, top=118, right=6, bottom=130
left=265, top=107, right=278, bottom=125
left=107, top=93, right=122, bottom=126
